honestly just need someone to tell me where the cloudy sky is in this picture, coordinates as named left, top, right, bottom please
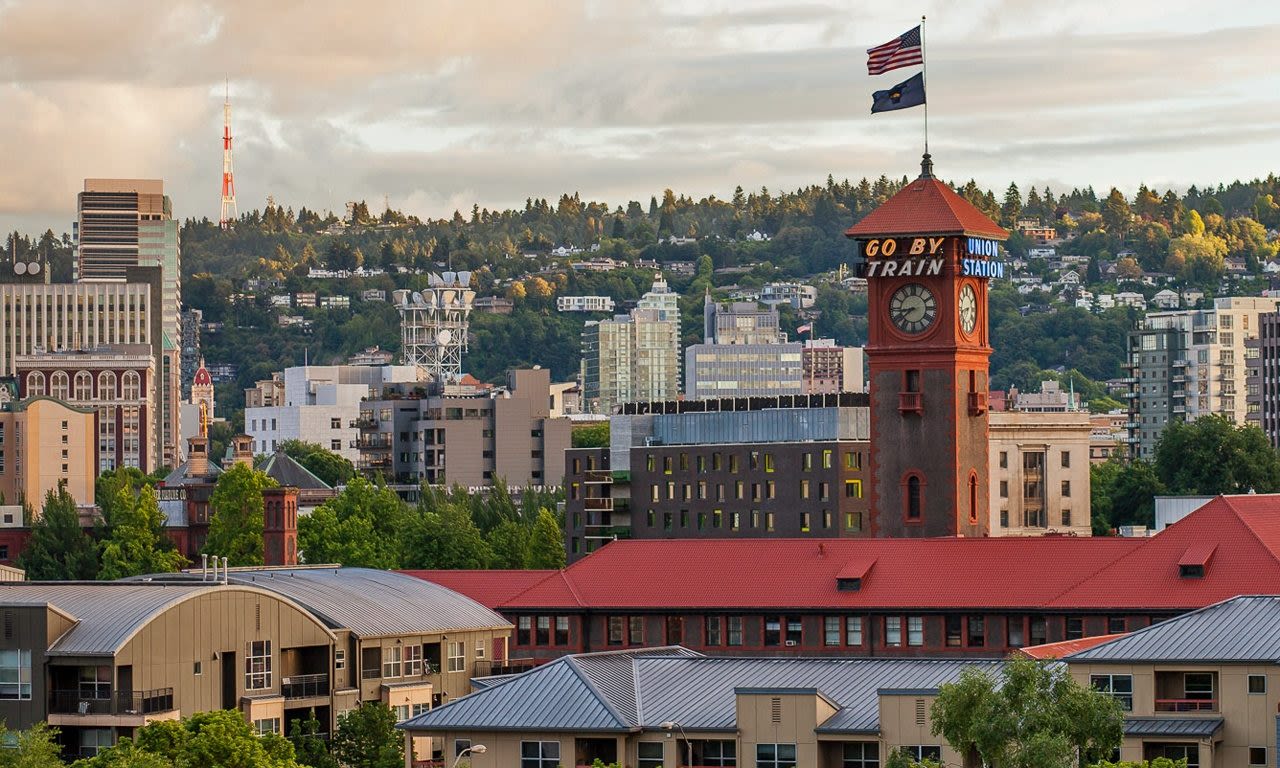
left=1, top=0, right=1278, bottom=233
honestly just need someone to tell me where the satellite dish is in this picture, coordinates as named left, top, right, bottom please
left=458, top=271, right=471, bottom=287
left=424, top=292, right=436, bottom=307
left=13, top=262, right=25, bottom=275
left=436, top=329, right=453, bottom=346
left=412, top=292, right=424, bottom=305
left=28, top=262, right=40, bottom=274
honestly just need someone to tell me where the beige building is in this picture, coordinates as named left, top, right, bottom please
left=0, top=567, right=511, bottom=759
left=400, top=648, right=998, bottom=768
left=581, top=275, right=681, bottom=413
left=1066, top=595, right=1280, bottom=768
left=0, top=397, right=97, bottom=508
left=989, top=410, right=1092, bottom=536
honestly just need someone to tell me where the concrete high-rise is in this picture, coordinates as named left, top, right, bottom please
left=684, top=295, right=804, bottom=400
left=580, top=275, right=681, bottom=413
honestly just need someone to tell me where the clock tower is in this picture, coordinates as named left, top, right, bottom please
left=845, top=155, right=1008, bottom=537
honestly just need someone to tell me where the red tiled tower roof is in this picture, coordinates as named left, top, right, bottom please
left=845, top=155, right=1008, bottom=240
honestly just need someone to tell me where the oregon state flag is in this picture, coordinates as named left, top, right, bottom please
left=871, top=72, right=925, bottom=114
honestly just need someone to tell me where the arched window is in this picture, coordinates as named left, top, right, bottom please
left=26, top=372, right=45, bottom=397
left=74, top=371, right=93, bottom=401
left=122, top=371, right=141, bottom=400
left=50, top=371, right=69, bottom=401
left=98, top=371, right=117, bottom=401
left=968, top=471, right=979, bottom=524
left=906, top=474, right=922, bottom=521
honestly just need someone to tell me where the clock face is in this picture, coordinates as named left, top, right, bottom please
left=959, top=284, right=978, bottom=334
left=889, top=283, right=938, bottom=335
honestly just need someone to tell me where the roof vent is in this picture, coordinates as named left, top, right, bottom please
left=1178, top=542, right=1216, bottom=579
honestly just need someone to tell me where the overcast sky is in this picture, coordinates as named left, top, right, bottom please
left=1, top=0, right=1278, bottom=233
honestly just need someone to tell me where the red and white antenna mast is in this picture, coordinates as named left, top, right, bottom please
left=219, top=79, right=238, bottom=229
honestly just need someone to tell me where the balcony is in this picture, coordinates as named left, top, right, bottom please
left=1118, top=377, right=1138, bottom=384
left=1154, top=698, right=1217, bottom=713
left=583, top=497, right=613, bottom=512
left=583, top=470, right=613, bottom=484
left=967, top=391, right=988, bottom=415
left=48, top=688, right=175, bottom=724
left=1172, top=358, right=1189, bottom=368
left=358, top=456, right=393, bottom=471
left=351, top=416, right=379, bottom=430
left=282, top=673, right=329, bottom=700
left=898, top=392, right=922, bottom=414
left=584, top=525, right=632, bottom=540
left=355, top=434, right=392, bottom=450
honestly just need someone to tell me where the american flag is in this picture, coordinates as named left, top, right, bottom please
left=866, top=26, right=923, bottom=76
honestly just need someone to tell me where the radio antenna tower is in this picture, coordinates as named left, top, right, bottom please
left=219, top=79, right=238, bottom=229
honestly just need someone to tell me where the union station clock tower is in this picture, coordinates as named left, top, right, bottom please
left=845, top=155, right=1008, bottom=537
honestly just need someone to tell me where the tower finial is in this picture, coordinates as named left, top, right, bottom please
left=920, top=152, right=934, bottom=179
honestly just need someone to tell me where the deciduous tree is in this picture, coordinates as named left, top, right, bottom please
left=204, top=463, right=277, bottom=566
left=528, top=508, right=567, bottom=569
left=1154, top=415, right=1280, bottom=495
left=18, top=486, right=97, bottom=580
left=99, top=485, right=187, bottom=579
left=331, top=703, right=403, bottom=768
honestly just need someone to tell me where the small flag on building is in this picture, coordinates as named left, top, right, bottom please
left=866, top=25, right=923, bottom=75
left=796, top=324, right=812, bottom=334
left=871, top=72, right=926, bottom=114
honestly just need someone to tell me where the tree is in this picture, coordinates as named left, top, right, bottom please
left=1102, top=188, right=1132, bottom=237
left=528, top=508, right=567, bottom=569
left=18, top=486, right=97, bottom=580
left=1001, top=183, right=1022, bottom=226
left=298, top=476, right=408, bottom=568
left=487, top=519, right=531, bottom=568
left=402, top=494, right=492, bottom=569
left=0, top=722, right=66, bottom=768
left=931, top=657, right=1123, bottom=768
left=1154, top=415, right=1280, bottom=495
left=99, top=485, right=187, bottom=579
left=330, top=702, right=403, bottom=768
left=288, top=708, right=337, bottom=768
left=572, top=422, right=609, bottom=448
left=204, top=463, right=278, bottom=566
left=74, top=710, right=303, bottom=768
left=1089, top=760, right=1186, bottom=768
left=279, top=440, right=354, bottom=487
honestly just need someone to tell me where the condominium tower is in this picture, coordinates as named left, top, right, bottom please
left=580, top=275, right=680, bottom=413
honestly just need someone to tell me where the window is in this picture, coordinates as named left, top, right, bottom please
left=822, top=449, right=833, bottom=469
left=900, top=747, right=941, bottom=763
left=1007, top=618, right=1025, bottom=648
left=382, top=646, right=402, bottom=677
left=1061, top=509, right=1071, bottom=526
left=194, top=661, right=202, bottom=675
left=1061, top=480, right=1071, bottom=497
left=756, top=743, right=796, bottom=768
left=0, top=651, right=26, bottom=699
left=999, top=451, right=1007, bottom=469
left=630, top=616, right=645, bottom=645
left=455, top=739, right=472, bottom=758
left=907, top=616, right=924, bottom=647
left=253, top=718, right=281, bottom=735
left=1248, top=674, right=1266, bottom=694
left=967, top=616, right=985, bottom=647
left=846, top=617, right=863, bottom=646
left=1029, top=617, right=1047, bottom=646
left=50, top=370, right=69, bottom=400
left=331, top=439, right=342, bottom=451
left=1107, top=616, right=1126, bottom=634
left=78, top=665, right=111, bottom=699
left=335, top=649, right=346, bottom=670
left=1090, top=674, right=1133, bottom=711
left=79, top=729, right=112, bottom=756
left=536, top=616, right=551, bottom=645
left=697, top=615, right=722, bottom=648
left=823, top=617, right=841, bottom=646
left=361, top=647, right=381, bottom=679
left=1066, top=617, right=1084, bottom=640
left=885, top=617, right=902, bottom=647
left=945, top=615, right=962, bottom=647
left=447, top=641, right=465, bottom=672
left=25, top=372, right=44, bottom=397
left=696, top=740, right=736, bottom=767
left=404, top=644, right=423, bottom=676
left=666, top=616, right=684, bottom=644
left=764, top=618, right=782, bottom=646
left=800, top=480, right=810, bottom=499
left=842, top=742, right=879, bottom=768
left=727, top=617, right=744, bottom=646
left=555, top=616, right=570, bottom=645
left=98, top=371, right=116, bottom=399
left=1061, top=450, right=1070, bottom=468
left=1184, top=672, right=1214, bottom=699
left=638, top=742, right=665, bottom=768
left=608, top=616, right=624, bottom=645
left=968, top=473, right=978, bottom=523
left=521, top=740, right=560, bottom=768
left=391, top=704, right=410, bottom=722
left=906, top=475, right=922, bottom=520
left=1250, top=747, right=1267, bottom=766
left=764, top=453, right=775, bottom=472
left=845, top=451, right=862, bottom=470
left=246, top=640, right=271, bottom=690
left=803, top=453, right=813, bottom=471
left=845, top=479, right=862, bottom=498
left=517, top=616, right=532, bottom=645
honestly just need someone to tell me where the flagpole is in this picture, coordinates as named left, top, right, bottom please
left=921, top=14, right=929, bottom=156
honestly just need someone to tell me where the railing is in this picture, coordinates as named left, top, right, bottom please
left=49, top=687, right=174, bottom=716
left=358, top=456, right=393, bottom=470
left=351, top=416, right=379, bottom=430
left=1155, top=698, right=1217, bottom=712
left=898, top=392, right=922, bottom=414
left=282, top=673, right=329, bottom=699
left=355, top=434, right=392, bottom=449
left=583, top=497, right=613, bottom=512
left=583, top=470, right=612, bottom=483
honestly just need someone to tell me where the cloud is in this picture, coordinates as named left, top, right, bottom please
left=0, top=0, right=1277, bottom=233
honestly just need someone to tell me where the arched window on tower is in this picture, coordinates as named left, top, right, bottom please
left=122, top=371, right=141, bottom=401
left=74, top=371, right=93, bottom=401
left=26, top=372, right=45, bottom=398
left=50, top=371, right=69, bottom=401
left=906, top=475, right=922, bottom=521
left=98, top=371, right=117, bottom=401
left=968, top=472, right=979, bottom=524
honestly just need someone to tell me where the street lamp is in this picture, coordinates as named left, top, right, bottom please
left=451, top=744, right=487, bottom=768
left=660, top=721, right=691, bottom=767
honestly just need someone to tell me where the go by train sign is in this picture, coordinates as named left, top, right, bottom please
left=859, top=236, right=1006, bottom=279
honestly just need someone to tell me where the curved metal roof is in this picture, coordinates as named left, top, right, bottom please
left=226, top=567, right=511, bottom=638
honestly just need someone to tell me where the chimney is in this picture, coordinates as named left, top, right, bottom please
left=230, top=434, right=254, bottom=468
left=263, top=486, right=300, bottom=566
left=188, top=436, right=210, bottom=478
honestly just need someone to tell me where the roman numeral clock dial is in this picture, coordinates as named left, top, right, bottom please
left=889, top=283, right=937, bottom=334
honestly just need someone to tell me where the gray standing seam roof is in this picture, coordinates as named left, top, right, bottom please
left=224, top=568, right=511, bottom=638
left=401, top=649, right=1000, bottom=736
left=1069, top=595, right=1280, bottom=662
left=1124, top=717, right=1224, bottom=738
left=0, top=583, right=231, bottom=656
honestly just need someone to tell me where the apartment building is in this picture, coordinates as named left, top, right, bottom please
left=0, top=568, right=512, bottom=760
left=556, top=295, right=615, bottom=313
left=357, top=368, right=571, bottom=492
left=245, top=364, right=423, bottom=464
left=1246, top=309, right=1280, bottom=447
left=580, top=276, right=680, bottom=413
left=1126, top=297, right=1280, bottom=459
left=0, top=397, right=97, bottom=508
left=685, top=296, right=804, bottom=400
left=562, top=394, right=871, bottom=559
left=400, top=647, right=997, bottom=768
left=1066, top=595, right=1280, bottom=767
left=802, top=339, right=865, bottom=394
left=988, top=410, right=1092, bottom=536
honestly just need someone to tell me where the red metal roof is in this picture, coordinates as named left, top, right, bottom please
left=407, top=495, right=1280, bottom=614
left=845, top=175, right=1008, bottom=240
left=1018, top=634, right=1126, bottom=660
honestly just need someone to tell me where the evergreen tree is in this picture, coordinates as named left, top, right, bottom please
left=204, top=463, right=277, bottom=567
left=487, top=519, right=531, bottom=568
left=288, top=708, right=337, bottom=768
left=403, top=495, right=492, bottom=569
left=18, top=486, right=97, bottom=580
left=528, top=508, right=567, bottom=569
left=99, top=485, right=187, bottom=580
left=1001, top=183, right=1022, bottom=226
